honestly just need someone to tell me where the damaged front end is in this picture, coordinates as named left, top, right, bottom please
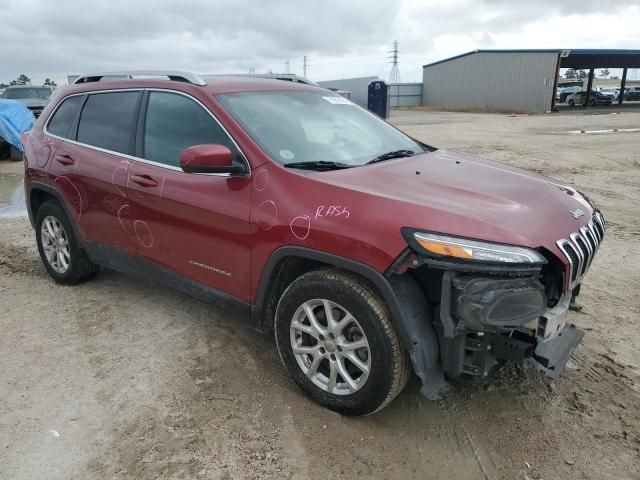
left=388, top=219, right=604, bottom=396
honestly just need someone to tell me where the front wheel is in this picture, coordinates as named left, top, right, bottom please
left=275, top=268, right=410, bottom=416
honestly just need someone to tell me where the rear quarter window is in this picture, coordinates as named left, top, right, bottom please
left=46, top=95, right=84, bottom=139
left=77, top=91, right=141, bottom=154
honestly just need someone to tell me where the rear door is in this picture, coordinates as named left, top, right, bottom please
left=125, top=90, right=252, bottom=301
left=48, top=90, right=142, bottom=263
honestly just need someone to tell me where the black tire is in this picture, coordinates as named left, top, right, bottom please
left=275, top=268, right=410, bottom=416
left=590, top=98, right=596, bottom=107
left=35, top=200, right=99, bottom=284
left=9, top=145, right=23, bottom=162
left=568, top=99, right=575, bottom=107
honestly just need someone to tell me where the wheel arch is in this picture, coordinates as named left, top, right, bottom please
left=253, top=246, right=446, bottom=398
left=27, top=181, right=79, bottom=237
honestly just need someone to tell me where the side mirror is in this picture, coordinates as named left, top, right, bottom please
left=179, top=144, right=245, bottom=174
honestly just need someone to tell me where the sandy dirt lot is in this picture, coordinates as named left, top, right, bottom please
left=1, top=110, right=639, bottom=479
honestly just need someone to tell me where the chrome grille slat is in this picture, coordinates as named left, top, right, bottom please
left=569, top=234, right=585, bottom=276
left=580, top=227, right=597, bottom=267
left=556, top=213, right=605, bottom=289
left=588, top=221, right=600, bottom=243
left=587, top=222, right=600, bottom=250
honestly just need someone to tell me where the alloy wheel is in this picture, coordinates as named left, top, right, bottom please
left=290, top=299, right=371, bottom=395
left=41, top=215, right=71, bottom=274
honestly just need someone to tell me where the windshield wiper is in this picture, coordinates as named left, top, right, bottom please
left=283, top=161, right=354, bottom=171
left=366, top=149, right=415, bottom=165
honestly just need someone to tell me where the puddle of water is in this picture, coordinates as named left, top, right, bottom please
left=0, top=174, right=27, bottom=218
left=0, top=172, right=22, bottom=204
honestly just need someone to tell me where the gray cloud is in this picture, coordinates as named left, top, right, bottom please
left=0, top=0, right=398, bottom=83
left=1, top=0, right=638, bottom=85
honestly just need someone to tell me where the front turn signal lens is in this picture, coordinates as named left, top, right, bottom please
left=415, top=237, right=473, bottom=259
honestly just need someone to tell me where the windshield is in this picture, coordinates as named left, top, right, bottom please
left=217, top=90, right=424, bottom=167
left=3, top=87, right=52, bottom=100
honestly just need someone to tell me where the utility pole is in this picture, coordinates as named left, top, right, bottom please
left=249, top=67, right=255, bottom=74
left=303, top=56, right=307, bottom=78
left=285, top=61, right=290, bottom=74
left=388, top=40, right=401, bottom=84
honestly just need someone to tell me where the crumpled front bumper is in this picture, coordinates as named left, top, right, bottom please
left=436, top=270, right=583, bottom=384
left=530, top=323, right=584, bottom=378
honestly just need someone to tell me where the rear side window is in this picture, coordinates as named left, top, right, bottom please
left=143, top=91, right=236, bottom=167
left=47, top=96, right=84, bottom=139
left=77, top=91, right=140, bottom=154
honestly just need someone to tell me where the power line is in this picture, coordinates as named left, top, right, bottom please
left=388, top=40, right=401, bottom=84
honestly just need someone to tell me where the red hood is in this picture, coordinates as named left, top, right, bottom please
left=316, top=150, right=594, bottom=253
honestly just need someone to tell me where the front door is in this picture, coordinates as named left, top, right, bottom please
left=125, top=90, right=252, bottom=302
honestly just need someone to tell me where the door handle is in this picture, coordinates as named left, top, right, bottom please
left=55, top=154, right=75, bottom=166
left=130, top=174, right=159, bottom=188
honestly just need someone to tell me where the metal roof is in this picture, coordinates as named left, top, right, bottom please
left=559, top=49, right=640, bottom=69
left=423, top=49, right=640, bottom=69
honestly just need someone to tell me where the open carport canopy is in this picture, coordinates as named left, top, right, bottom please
left=559, top=49, right=640, bottom=69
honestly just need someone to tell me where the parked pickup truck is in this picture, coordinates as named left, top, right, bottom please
left=23, top=71, right=604, bottom=415
left=2, top=85, right=53, bottom=119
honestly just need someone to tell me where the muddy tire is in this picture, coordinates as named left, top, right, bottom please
left=35, top=200, right=99, bottom=284
left=275, top=268, right=410, bottom=416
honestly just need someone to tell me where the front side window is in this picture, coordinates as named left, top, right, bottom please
left=217, top=90, right=424, bottom=168
left=143, top=91, right=237, bottom=167
left=47, top=95, right=84, bottom=139
left=77, top=91, right=140, bottom=154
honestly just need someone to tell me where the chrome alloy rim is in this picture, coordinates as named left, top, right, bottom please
left=290, top=299, right=371, bottom=395
left=41, top=215, right=70, bottom=274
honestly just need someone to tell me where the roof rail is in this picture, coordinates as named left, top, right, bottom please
left=73, top=71, right=207, bottom=86
left=221, top=73, right=318, bottom=86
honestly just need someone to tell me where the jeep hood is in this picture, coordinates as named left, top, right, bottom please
left=317, top=150, right=593, bottom=250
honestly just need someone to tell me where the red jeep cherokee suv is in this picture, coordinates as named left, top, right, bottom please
left=23, top=71, right=604, bottom=415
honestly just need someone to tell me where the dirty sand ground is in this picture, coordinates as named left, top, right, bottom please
left=1, top=110, right=639, bottom=479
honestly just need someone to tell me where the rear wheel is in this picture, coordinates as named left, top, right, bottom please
left=568, top=99, right=575, bottom=107
left=275, top=268, right=410, bottom=416
left=35, top=200, right=99, bottom=284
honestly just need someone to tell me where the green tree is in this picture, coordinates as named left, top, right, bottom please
left=564, top=68, right=577, bottom=79
left=578, top=70, right=587, bottom=79
left=9, top=74, right=31, bottom=86
left=599, top=69, right=610, bottom=78
left=43, top=78, right=57, bottom=87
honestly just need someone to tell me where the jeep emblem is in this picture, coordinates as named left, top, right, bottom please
left=569, top=208, right=585, bottom=219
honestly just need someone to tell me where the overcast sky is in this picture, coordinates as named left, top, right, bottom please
left=1, top=0, right=639, bottom=86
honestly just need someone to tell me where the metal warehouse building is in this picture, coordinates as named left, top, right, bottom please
left=422, top=49, right=640, bottom=113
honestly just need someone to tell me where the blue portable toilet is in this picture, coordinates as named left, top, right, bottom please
left=367, top=80, right=389, bottom=118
